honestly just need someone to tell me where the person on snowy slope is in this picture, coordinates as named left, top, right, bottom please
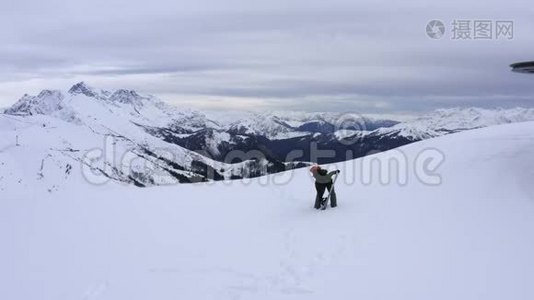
left=310, top=165, right=340, bottom=209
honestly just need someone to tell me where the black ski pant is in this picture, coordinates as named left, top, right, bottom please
left=314, top=181, right=337, bottom=209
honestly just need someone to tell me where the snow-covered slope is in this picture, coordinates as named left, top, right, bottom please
left=0, top=82, right=401, bottom=189
left=3, top=82, right=534, bottom=188
left=2, top=121, right=534, bottom=299
left=372, top=107, right=534, bottom=140
left=0, top=83, right=258, bottom=189
left=233, top=107, right=534, bottom=141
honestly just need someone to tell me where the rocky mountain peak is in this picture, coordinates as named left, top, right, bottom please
left=68, top=81, right=100, bottom=98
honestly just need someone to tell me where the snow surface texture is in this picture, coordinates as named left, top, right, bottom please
left=2, top=121, right=534, bottom=299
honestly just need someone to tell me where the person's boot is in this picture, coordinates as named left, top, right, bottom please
left=314, top=195, right=322, bottom=209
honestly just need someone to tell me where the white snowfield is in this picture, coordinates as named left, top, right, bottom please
left=2, top=121, right=534, bottom=300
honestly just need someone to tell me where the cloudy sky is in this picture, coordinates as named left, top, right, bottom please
left=1, top=0, right=533, bottom=115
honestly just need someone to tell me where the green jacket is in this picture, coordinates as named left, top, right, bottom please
left=313, top=169, right=337, bottom=184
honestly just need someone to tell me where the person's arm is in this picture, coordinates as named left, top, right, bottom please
left=327, top=170, right=340, bottom=179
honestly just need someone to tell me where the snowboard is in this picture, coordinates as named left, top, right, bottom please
left=320, top=174, right=338, bottom=210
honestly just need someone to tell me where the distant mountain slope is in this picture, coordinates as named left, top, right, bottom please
left=371, top=107, right=534, bottom=140
left=0, top=82, right=275, bottom=190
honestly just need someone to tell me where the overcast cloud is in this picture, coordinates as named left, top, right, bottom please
left=1, top=0, right=533, bottom=115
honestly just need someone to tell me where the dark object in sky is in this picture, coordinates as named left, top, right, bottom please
left=510, top=61, right=534, bottom=74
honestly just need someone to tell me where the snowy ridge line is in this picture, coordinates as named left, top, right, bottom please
left=2, top=82, right=534, bottom=189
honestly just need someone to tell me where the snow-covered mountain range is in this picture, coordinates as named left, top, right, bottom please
left=2, top=82, right=534, bottom=191
left=372, top=107, right=534, bottom=140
